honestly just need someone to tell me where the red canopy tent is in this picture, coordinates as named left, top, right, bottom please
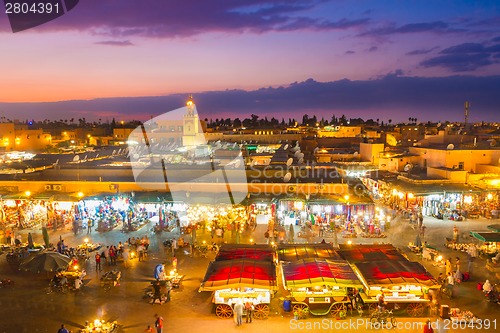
left=282, top=258, right=363, bottom=289
left=337, top=244, right=407, bottom=263
left=216, top=244, right=275, bottom=262
left=354, top=260, right=438, bottom=287
left=277, top=243, right=342, bottom=262
left=200, top=259, right=277, bottom=291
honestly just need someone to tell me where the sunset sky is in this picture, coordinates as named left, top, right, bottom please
left=0, top=0, right=499, bottom=122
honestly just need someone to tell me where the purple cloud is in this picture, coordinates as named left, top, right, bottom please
left=95, top=40, right=134, bottom=46
left=420, top=42, right=500, bottom=72
left=360, top=20, right=454, bottom=37
left=0, top=0, right=369, bottom=38
left=406, top=47, right=438, bottom=55
left=396, top=21, right=448, bottom=33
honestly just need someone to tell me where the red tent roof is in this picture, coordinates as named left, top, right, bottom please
left=277, top=243, right=342, bottom=262
left=216, top=244, right=275, bottom=262
left=282, top=258, right=363, bottom=289
left=337, top=244, right=407, bottom=263
left=354, top=260, right=438, bottom=287
left=200, top=259, right=277, bottom=291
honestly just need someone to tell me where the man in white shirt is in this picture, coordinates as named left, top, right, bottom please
left=446, top=272, right=454, bottom=297
left=74, top=277, right=83, bottom=290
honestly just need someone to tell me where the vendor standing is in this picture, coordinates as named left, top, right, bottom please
left=452, top=226, right=459, bottom=243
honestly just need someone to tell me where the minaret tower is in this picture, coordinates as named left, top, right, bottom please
left=182, top=95, right=204, bottom=146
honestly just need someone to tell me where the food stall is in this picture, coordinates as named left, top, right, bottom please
left=352, top=260, right=438, bottom=317
left=281, top=258, right=364, bottom=317
left=277, top=243, right=342, bottom=262
left=199, top=259, right=278, bottom=319
left=79, top=320, right=118, bottom=333
left=337, top=244, right=438, bottom=317
left=469, top=232, right=500, bottom=257
left=215, top=244, right=276, bottom=262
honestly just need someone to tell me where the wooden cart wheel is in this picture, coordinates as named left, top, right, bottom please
left=292, top=304, right=308, bottom=312
left=368, top=303, right=378, bottom=315
left=406, top=303, right=424, bottom=317
left=330, top=303, right=346, bottom=317
left=389, top=317, right=397, bottom=329
left=253, top=304, right=270, bottom=319
left=215, top=304, right=233, bottom=319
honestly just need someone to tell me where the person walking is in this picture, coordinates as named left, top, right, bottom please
left=103, top=246, right=110, bottom=265
left=445, top=257, right=452, bottom=276
left=109, top=246, right=116, bottom=266
left=57, top=324, right=69, bottom=333
left=423, top=319, right=434, bottom=333
left=151, top=281, right=162, bottom=305
left=446, top=272, right=455, bottom=298
left=95, top=252, right=101, bottom=271
left=154, top=314, right=164, bottom=333
left=234, top=301, right=244, bottom=326
left=467, top=244, right=477, bottom=275
left=454, top=257, right=462, bottom=283
left=245, top=301, right=254, bottom=323
left=453, top=226, right=459, bottom=243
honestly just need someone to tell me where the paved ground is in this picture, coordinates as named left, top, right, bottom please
left=1, top=214, right=499, bottom=333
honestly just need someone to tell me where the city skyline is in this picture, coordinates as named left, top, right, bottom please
left=1, top=1, right=499, bottom=122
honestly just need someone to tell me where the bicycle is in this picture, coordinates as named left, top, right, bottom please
left=369, top=309, right=396, bottom=329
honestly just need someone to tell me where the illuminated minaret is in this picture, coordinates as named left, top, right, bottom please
left=182, top=95, right=205, bottom=146
left=464, top=101, right=470, bottom=128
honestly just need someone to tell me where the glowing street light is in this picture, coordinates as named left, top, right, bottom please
left=25, top=190, right=31, bottom=197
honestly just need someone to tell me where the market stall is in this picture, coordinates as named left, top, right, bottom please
left=281, top=258, right=364, bottom=317
left=277, top=243, right=342, bottom=262
left=352, top=260, right=438, bottom=317
left=215, top=244, right=275, bottom=262
left=199, top=259, right=278, bottom=319
left=337, top=244, right=407, bottom=262
left=469, top=232, right=500, bottom=256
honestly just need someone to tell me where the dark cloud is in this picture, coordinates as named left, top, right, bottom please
left=345, top=50, right=355, bottom=54
left=441, top=43, right=485, bottom=54
left=406, top=47, right=438, bottom=55
left=396, top=21, right=448, bottom=33
left=367, top=46, right=378, bottom=52
left=2, top=76, right=499, bottom=122
left=420, top=42, right=500, bottom=71
left=360, top=20, right=454, bottom=37
left=95, top=40, right=134, bottom=46
left=421, top=53, right=493, bottom=72
left=0, top=0, right=369, bottom=38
